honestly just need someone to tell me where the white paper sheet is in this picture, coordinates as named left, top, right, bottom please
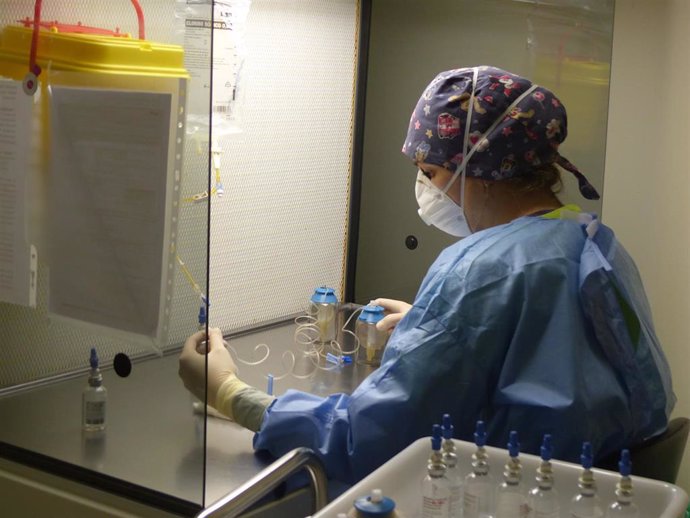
left=48, top=86, right=173, bottom=341
left=0, top=79, right=36, bottom=308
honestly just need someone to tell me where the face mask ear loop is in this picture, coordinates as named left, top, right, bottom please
left=443, top=67, right=479, bottom=197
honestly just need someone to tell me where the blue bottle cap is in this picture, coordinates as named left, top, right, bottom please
left=431, top=424, right=443, bottom=450
left=619, top=449, right=632, bottom=477
left=508, top=431, right=520, bottom=458
left=89, top=348, right=99, bottom=369
left=198, top=304, right=207, bottom=326
left=353, top=489, right=396, bottom=516
left=358, top=305, right=385, bottom=324
left=540, top=434, right=553, bottom=461
left=581, top=442, right=593, bottom=469
left=442, top=414, right=454, bottom=439
left=474, top=420, right=487, bottom=447
left=311, top=286, right=338, bottom=304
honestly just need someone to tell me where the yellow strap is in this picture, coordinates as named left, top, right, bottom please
left=541, top=203, right=582, bottom=219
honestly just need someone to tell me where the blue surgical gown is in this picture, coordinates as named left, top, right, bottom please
left=253, top=214, right=675, bottom=484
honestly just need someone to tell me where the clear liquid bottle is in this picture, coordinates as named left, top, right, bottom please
left=311, top=286, right=338, bottom=343
left=605, top=450, right=639, bottom=518
left=463, top=420, right=495, bottom=518
left=441, top=414, right=463, bottom=518
left=82, top=348, right=106, bottom=432
left=355, top=305, right=388, bottom=366
left=570, top=442, right=604, bottom=518
left=495, top=431, right=528, bottom=518
left=527, top=434, right=559, bottom=518
left=422, top=424, right=451, bottom=518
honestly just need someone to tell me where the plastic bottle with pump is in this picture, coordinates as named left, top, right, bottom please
left=82, top=347, right=107, bottom=432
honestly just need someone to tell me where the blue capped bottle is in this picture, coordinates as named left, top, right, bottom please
left=495, top=431, right=528, bottom=518
left=349, top=488, right=403, bottom=518
left=310, top=286, right=338, bottom=343
left=570, top=442, right=604, bottom=518
left=441, top=414, right=463, bottom=518
left=463, top=420, right=495, bottom=518
left=422, top=424, right=451, bottom=518
left=356, top=305, right=388, bottom=366
left=527, top=434, right=559, bottom=518
left=82, top=348, right=107, bottom=432
left=605, top=450, right=639, bottom=518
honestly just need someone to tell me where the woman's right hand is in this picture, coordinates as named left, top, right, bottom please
left=370, top=298, right=412, bottom=334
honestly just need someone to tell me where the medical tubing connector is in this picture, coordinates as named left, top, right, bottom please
left=536, top=434, right=555, bottom=489
left=472, top=420, right=489, bottom=476
left=428, top=424, right=446, bottom=478
left=578, top=441, right=597, bottom=492
left=503, top=430, right=522, bottom=485
left=615, top=450, right=634, bottom=504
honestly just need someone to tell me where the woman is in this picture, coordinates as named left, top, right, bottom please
left=179, top=66, right=675, bottom=485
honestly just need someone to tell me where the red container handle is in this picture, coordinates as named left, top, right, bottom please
left=23, top=0, right=146, bottom=94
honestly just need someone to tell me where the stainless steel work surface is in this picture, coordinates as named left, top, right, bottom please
left=0, top=320, right=375, bottom=509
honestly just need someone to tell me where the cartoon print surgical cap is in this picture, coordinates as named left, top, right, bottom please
left=402, top=66, right=600, bottom=200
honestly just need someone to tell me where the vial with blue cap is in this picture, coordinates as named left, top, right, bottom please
left=422, top=424, right=450, bottom=518
left=527, top=434, right=559, bottom=518
left=348, top=488, right=403, bottom=518
left=463, top=420, right=495, bottom=518
left=441, top=414, right=463, bottom=518
left=495, top=431, right=528, bottom=518
left=605, top=450, right=638, bottom=518
left=570, top=442, right=604, bottom=518
left=82, top=347, right=107, bottom=432
left=310, top=286, right=338, bottom=344
left=355, top=305, right=388, bottom=366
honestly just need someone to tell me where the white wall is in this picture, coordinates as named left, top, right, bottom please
left=604, top=0, right=690, bottom=492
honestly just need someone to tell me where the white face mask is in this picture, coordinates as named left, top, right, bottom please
left=415, top=170, right=471, bottom=237
left=414, top=67, right=539, bottom=237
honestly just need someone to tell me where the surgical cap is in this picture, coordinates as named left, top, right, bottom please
left=402, top=66, right=600, bottom=200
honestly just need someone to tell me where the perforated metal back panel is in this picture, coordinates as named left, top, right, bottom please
left=208, top=0, right=358, bottom=331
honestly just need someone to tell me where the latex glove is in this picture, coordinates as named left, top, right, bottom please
left=178, top=327, right=237, bottom=407
left=370, top=298, right=412, bottom=334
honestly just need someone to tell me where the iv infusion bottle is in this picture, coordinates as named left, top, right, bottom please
left=605, top=450, right=639, bottom=518
left=527, top=434, right=559, bottom=518
left=570, top=442, right=604, bottom=518
left=422, top=424, right=451, bottom=518
left=441, top=414, right=463, bottom=518
left=356, top=305, right=388, bottom=366
left=463, top=420, right=495, bottom=518
left=310, top=286, right=338, bottom=344
left=495, top=431, right=529, bottom=518
left=82, top=348, right=107, bottom=432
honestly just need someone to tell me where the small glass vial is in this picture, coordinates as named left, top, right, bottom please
left=356, top=305, right=388, bottom=366
left=463, top=420, right=495, bottom=518
left=605, top=450, right=639, bottom=518
left=441, top=414, right=463, bottom=518
left=570, top=442, right=604, bottom=518
left=310, top=286, right=338, bottom=343
left=82, top=347, right=106, bottom=432
left=495, top=431, right=529, bottom=518
left=422, top=424, right=451, bottom=518
left=349, top=488, right=403, bottom=518
left=527, top=434, right=559, bottom=518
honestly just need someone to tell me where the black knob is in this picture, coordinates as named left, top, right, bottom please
left=405, top=235, right=418, bottom=250
left=113, top=353, right=132, bottom=378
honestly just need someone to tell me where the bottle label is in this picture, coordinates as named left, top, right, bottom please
left=463, top=491, right=479, bottom=516
left=495, top=493, right=529, bottom=517
left=449, top=485, right=462, bottom=515
left=423, top=496, right=449, bottom=517
left=84, top=401, right=106, bottom=425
